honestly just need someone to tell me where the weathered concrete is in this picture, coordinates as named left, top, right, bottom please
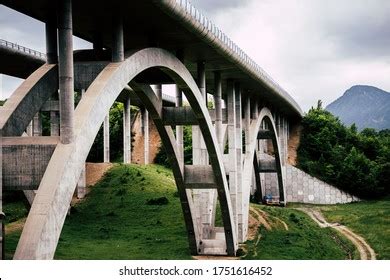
left=58, top=0, right=74, bottom=144
left=2, top=136, right=59, bottom=190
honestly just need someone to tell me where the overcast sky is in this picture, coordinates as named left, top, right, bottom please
left=1, top=0, right=389, bottom=111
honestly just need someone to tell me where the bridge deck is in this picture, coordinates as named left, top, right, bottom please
left=2, top=0, right=302, bottom=119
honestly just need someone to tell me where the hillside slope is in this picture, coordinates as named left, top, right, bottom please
left=326, top=85, right=390, bottom=130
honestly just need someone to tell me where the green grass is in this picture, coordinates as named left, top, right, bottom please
left=243, top=205, right=356, bottom=260
left=319, top=199, right=390, bottom=260
left=55, top=164, right=191, bottom=259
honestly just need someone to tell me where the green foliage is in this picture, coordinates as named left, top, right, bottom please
left=297, top=105, right=390, bottom=198
left=87, top=103, right=138, bottom=162
left=155, top=125, right=193, bottom=167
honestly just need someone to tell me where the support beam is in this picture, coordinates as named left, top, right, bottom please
left=103, top=114, right=110, bottom=163
left=184, top=165, right=217, bottom=189
left=58, top=0, right=74, bottom=144
left=123, top=96, right=131, bottom=163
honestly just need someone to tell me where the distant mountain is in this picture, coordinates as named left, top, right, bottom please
left=326, top=85, right=390, bottom=131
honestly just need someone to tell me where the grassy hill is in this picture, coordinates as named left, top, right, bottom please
left=4, top=164, right=388, bottom=259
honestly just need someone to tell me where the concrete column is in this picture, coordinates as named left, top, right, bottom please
left=58, top=0, right=74, bottom=144
left=26, top=121, right=33, bottom=136
left=214, top=72, right=223, bottom=147
left=103, top=114, right=110, bottom=163
left=76, top=166, right=86, bottom=199
left=77, top=89, right=87, bottom=198
left=123, top=96, right=131, bottom=164
left=227, top=79, right=238, bottom=237
left=155, top=84, right=162, bottom=100
left=111, top=10, right=124, bottom=62
left=252, top=99, right=259, bottom=120
left=235, top=83, right=244, bottom=241
left=33, top=113, right=42, bottom=136
left=175, top=86, right=184, bottom=162
left=45, top=11, right=58, bottom=64
left=142, top=108, right=149, bottom=164
left=244, top=94, right=251, bottom=154
left=0, top=211, right=4, bottom=260
left=50, top=111, right=60, bottom=136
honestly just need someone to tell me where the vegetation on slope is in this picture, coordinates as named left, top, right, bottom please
left=298, top=101, right=390, bottom=199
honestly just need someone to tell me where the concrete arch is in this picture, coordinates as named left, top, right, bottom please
left=0, top=64, right=58, bottom=136
left=14, top=48, right=236, bottom=259
left=241, top=107, right=285, bottom=240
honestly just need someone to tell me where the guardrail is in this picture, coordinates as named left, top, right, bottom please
left=0, top=39, right=46, bottom=59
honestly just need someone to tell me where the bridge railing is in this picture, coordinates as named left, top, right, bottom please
left=0, top=39, right=46, bottom=59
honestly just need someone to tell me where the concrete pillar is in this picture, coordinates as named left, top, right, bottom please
left=175, top=86, right=184, bottom=162
left=45, top=11, right=58, bottom=64
left=235, top=83, right=244, bottom=241
left=103, top=114, right=110, bottom=163
left=50, top=111, right=60, bottom=136
left=244, top=94, right=251, bottom=154
left=33, top=113, right=42, bottom=136
left=214, top=72, right=223, bottom=147
left=111, top=10, right=124, bottom=63
left=77, top=89, right=87, bottom=198
left=197, top=61, right=208, bottom=165
left=227, top=79, right=238, bottom=237
left=142, top=108, right=149, bottom=164
left=155, top=84, right=162, bottom=100
left=26, top=121, right=33, bottom=136
left=0, top=211, right=4, bottom=260
left=123, top=96, right=131, bottom=164
left=252, top=99, right=259, bottom=120
left=77, top=166, right=86, bottom=199
left=58, top=0, right=74, bottom=144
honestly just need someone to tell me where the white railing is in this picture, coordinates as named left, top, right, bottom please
left=0, top=39, right=46, bottom=59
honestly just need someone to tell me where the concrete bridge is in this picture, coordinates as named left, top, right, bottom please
left=0, top=0, right=358, bottom=259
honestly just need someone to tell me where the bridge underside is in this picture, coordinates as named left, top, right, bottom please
left=0, top=0, right=302, bottom=259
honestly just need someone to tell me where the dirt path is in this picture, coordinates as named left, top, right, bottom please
left=298, top=208, right=376, bottom=260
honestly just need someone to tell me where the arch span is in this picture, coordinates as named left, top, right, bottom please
left=14, top=48, right=237, bottom=259
left=241, top=107, right=285, bottom=241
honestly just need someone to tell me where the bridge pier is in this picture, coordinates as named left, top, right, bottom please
left=226, top=79, right=238, bottom=239
left=58, top=0, right=75, bottom=144
left=103, top=115, right=110, bottom=163
left=123, top=96, right=131, bottom=164
left=142, top=108, right=149, bottom=164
